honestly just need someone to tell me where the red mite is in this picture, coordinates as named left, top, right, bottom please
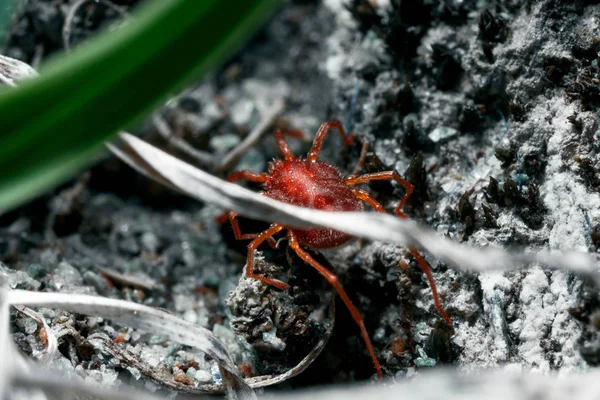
left=218, top=120, right=450, bottom=380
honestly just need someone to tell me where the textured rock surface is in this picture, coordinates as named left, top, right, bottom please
left=2, top=0, right=600, bottom=395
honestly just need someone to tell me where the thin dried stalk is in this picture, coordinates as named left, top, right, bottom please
left=12, top=372, right=164, bottom=400
left=0, top=285, right=11, bottom=396
left=12, top=305, right=58, bottom=363
left=215, top=98, right=286, bottom=172
left=271, top=368, right=600, bottom=400
left=109, top=133, right=600, bottom=283
left=87, top=294, right=333, bottom=394
left=95, top=266, right=157, bottom=290
left=63, top=0, right=129, bottom=52
left=6, top=289, right=255, bottom=399
left=153, top=115, right=214, bottom=166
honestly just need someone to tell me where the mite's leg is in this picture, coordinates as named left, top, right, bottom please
left=350, top=141, right=370, bottom=175
left=307, top=120, right=356, bottom=162
left=351, top=188, right=384, bottom=212
left=408, top=248, right=450, bottom=324
left=227, top=212, right=277, bottom=248
left=350, top=187, right=451, bottom=325
left=215, top=171, right=270, bottom=223
left=344, top=171, right=413, bottom=218
left=274, top=128, right=303, bottom=161
left=224, top=170, right=270, bottom=184
left=246, top=224, right=287, bottom=290
left=287, top=231, right=382, bottom=381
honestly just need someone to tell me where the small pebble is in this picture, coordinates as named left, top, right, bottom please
left=195, top=369, right=213, bottom=384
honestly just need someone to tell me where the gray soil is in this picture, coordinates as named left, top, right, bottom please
left=2, top=0, right=600, bottom=396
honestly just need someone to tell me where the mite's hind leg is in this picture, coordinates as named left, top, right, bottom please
left=350, top=188, right=451, bottom=325
left=287, top=230, right=382, bottom=381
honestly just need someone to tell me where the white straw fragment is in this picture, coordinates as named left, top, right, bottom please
left=111, top=133, right=600, bottom=283
left=6, top=290, right=255, bottom=399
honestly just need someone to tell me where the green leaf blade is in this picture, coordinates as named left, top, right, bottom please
left=0, top=0, right=280, bottom=211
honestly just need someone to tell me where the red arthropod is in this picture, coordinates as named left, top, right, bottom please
left=218, top=120, right=450, bottom=380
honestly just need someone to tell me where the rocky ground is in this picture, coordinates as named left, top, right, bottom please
left=2, top=0, right=600, bottom=397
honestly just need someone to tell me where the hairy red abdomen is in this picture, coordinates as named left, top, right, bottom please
left=266, top=159, right=364, bottom=249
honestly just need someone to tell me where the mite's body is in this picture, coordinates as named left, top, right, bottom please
left=219, top=120, right=450, bottom=381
